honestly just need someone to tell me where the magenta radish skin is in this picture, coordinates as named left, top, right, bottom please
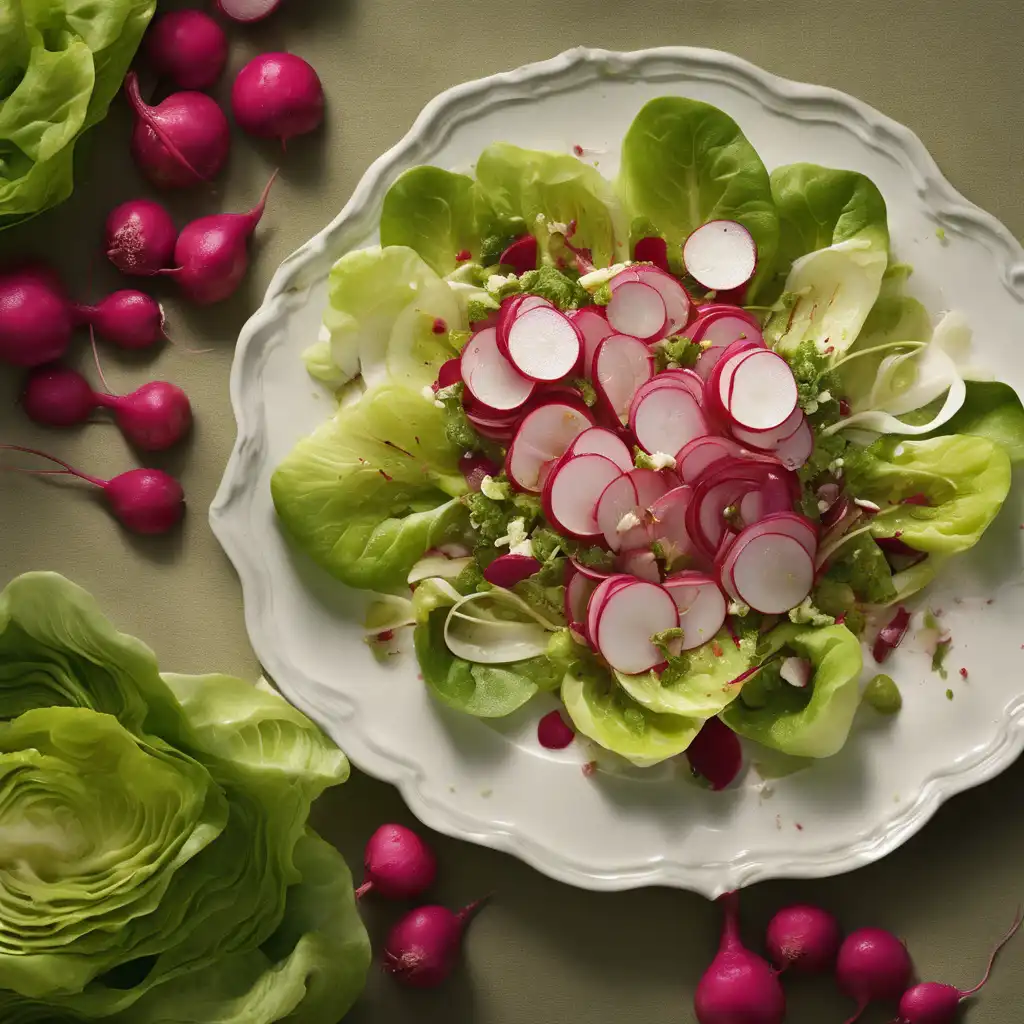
left=570, top=307, right=613, bottom=378
left=74, top=291, right=165, bottom=350
left=537, top=710, right=575, bottom=749
left=356, top=823, right=437, bottom=901
left=765, top=905, right=842, bottom=974
left=125, top=72, right=230, bottom=189
left=836, top=927, right=913, bottom=1023
left=22, top=366, right=96, bottom=427
left=633, top=236, right=670, bottom=272
left=686, top=717, right=742, bottom=791
left=0, top=266, right=74, bottom=367
left=499, top=235, right=538, bottom=275
left=216, top=0, right=281, bottom=23
left=483, top=554, right=542, bottom=588
left=232, top=53, right=325, bottom=144
left=383, top=898, right=489, bottom=989
left=694, top=891, right=785, bottom=1024
left=592, top=334, right=654, bottom=423
left=106, top=200, right=178, bottom=276
left=458, top=452, right=497, bottom=492
left=164, top=172, right=277, bottom=305
left=143, top=10, right=228, bottom=90
left=630, top=384, right=707, bottom=457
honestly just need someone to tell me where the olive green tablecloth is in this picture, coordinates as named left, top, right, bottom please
left=2, top=1, right=1022, bottom=1020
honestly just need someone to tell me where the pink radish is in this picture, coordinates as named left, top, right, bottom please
left=505, top=401, right=592, bottom=491
left=506, top=306, right=582, bottom=382
left=683, top=220, right=758, bottom=291
left=232, top=53, right=325, bottom=146
left=694, top=891, right=786, bottom=1024
left=0, top=445, right=184, bottom=535
left=499, top=235, right=538, bottom=275
left=836, top=927, right=913, bottom=1023
left=765, top=905, right=842, bottom=975
left=483, top=553, right=542, bottom=588
left=592, top=334, right=653, bottom=423
left=770, top=416, right=813, bottom=471
left=663, top=572, right=727, bottom=649
left=143, top=10, right=228, bottom=90
left=459, top=452, right=497, bottom=492
left=616, top=548, right=661, bottom=583
left=731, top=513, right=817, bottom=560
left=707, top=342, right=764, bottom=420
left=656, top=367, right=705, bottom=403
left=0, top=266, right=74, bottom=367
left=648, top=486, right=696, bottom=562
left=686, top=717, right=742, bottom=790
left=216, top=0, right=281, bottom=23
left=461, top=326, right=533, bottom=411
left=567, top=426, right=633, bottom=472
left=688, top=462, right=778, bottom=556
left=543, top=454, right=622, bottom=540
left=633, top=236, right=670, bottom=273
left=895, top=907, right=1022, bottom=1024
left=124, top=72, right=230, bottom=189
left=630, top=384, right=707, bottom=456
left=538, top=710, right=575, bottom=749
left=162, top=171, right=278, bottom=305
left=586, top=575, right=634, bottom=644
left=593, top=579, right=679, bottom=674
left=676, top=436, right=748, bottom=485
left=697, top=303, right=761, bottom=328
left=725, top=350, right=798, bottom=432
left=570, top=556, right=615, bottom=582
left=570, top=307, right=614, bottom=378
left=356, top=823, right=437, bottom=901
left=74, top=291, right=165, bottom=350
left=605, top=280, right=667, bottom=341
left=383, top=898, right=490, bottom=989
left=873, top=606, right=911, bottom=663
left=596, top=469, right=667, bottom=552
left=566, top=570, right=598, bottom=623
left=731, top=405, right=804, bottom=451
left=692, top=312, right=765, bottom=380
left=723, top=531, right=814, bottom=613
left=497, top=294, right=551, bottom=356
left=434, top=357, right=462, bottom=390
left=628, top=265, right=692, bottom=335
left=105, top=200, right=178, bottom=276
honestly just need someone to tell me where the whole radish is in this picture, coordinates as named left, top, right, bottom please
left=0, top=445, right=184, bottom=535
left=356, top=824, right=437, bottom=901
left=162, top=171, right=277, bottom=305
left=836, top=927, right=913, bottom=1023
left=143, top=10, right=228, bottom=90
left=383, top=897, right=489, bottom=989
left=0, top=265, right=74, bottom=366
left=694, top=891, right=785, bottom=1024
left=232, top=53, right=325, bottom=146
left=216, top=0, right=281, bottom=23
left=765, top=904, right=842, bottom=974
left=74, top=291, right=166, bottom=350
left=895, top=906, right=1022, bottom=1024
left=106, top=200, right=178, bottom=276
left=125, top=72, right=230, bottom=189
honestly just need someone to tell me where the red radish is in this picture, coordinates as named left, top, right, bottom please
left=506, top=306, right=582, bottom=382
left=592, top=334, right=653, bottom=423
left=733, top=513, right=817, bottom=560
left=628, top=265, right=692, bottom=335
left=105, top=200, right=178, bottom=276
left=0, top=445, right=185, bottom=535
left=496, top=294, right=550, bottom=355
left=586, top=575, right=634, bottom=644
left=683, top=220, right=758, bottom=291
left=896, top=907, right=1022, bottom=1024
left=663, top=572, right=727, bottom=649
left=21, top=366, right=96, bottom=427
left=617, top=547, right=661, bottom=583
left=593, top=579, right=679, bottom=673
left=356, top=823, right=437, bottom=901
left=216, top=0, right=281, bottom=22
left=723, top=531, right=814, bottom=613
left=707, top=341, right=764, bottom=420
left=731, top=405, right=804, bottom=451
left=633, top=236, right=670, bottom=272
left=656, top=367, right=705, bottom=403
left=458, top=452, right=496, bottom=492
left=0, top=266, right=74, bottom=366
left=686, top=717, right=742, bottom=790
left=162, top=171, right=278, bottom=305
left=697, top=303, right=761, bottom=328
left=873, top=606, right=911, bottom=663
left=434, top=357, right=462, bottom=390
left=648, top=487, right=697, bottom=563
left=694, top=891, right=786, bottom=1024
left=232, top=53, right=325, bottom=146
left=144, top=10, right=228, bottom=90
left=383, top=897, right=489, bottom=989
left=765, top=904, right=842, bottom=974
left=567, top=426, right=633, bottom=472
left=596, top=469, right=667, bottom=552
left=836, top=927, right=913, bottom=1023
left=676, top=436, right=747, bottom=485
left=543, top=454, right=622, bottom=540
left=499, top=235, right=538, bottom=275
left=570, top=556, right=615, bottom=582
left=692, top=312, right=765, bottom=380
left=770, top=416, right=813, bottom=471
left=566, top=570, right=598, bottom=624
left=630, top=384, right=707, bottom=456
left=483, top=553, right=542, bottom=588
left=74, top=290, right=165, bottom=350
left=461, top=326, right=534, bottom=411
left=538, top=709, right=575, bottom=749
left=570, top=307, right=614, bottom=378
left=725, top=350, right=798, bottom=432
left=606, top=280, right=667, bottom=341
left=505, top=401, right=592, bottom=492
left=124, top=72, right=230, bottom=189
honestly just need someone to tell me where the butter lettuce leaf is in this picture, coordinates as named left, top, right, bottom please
left=922, top=381, right=1024, bottom=462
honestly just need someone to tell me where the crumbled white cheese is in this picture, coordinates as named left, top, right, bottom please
left=648, top=451, right=677, bottom=471
left=817, top=390, right=832, bottom=404
left=509, top=537, right=534, bottom=558
left=480, top=475, right=509, bottom=501
left=546, top=219, right=570, bottom=236
left=817, top=499, right=831, bottom=514
left=486, top=273, right=518, bottom=292
left=828, top=457, right=845, bottom=477
left=894, top=443, right=905, bottom=457
left=495, top=517, right=527, bottom=550
left=728, top=600, right=751, bottom=617
left=421, top=385, right=436, bottom=402
left=434, top=399, right=446, bottom=409
left=616, top=511, right=642, bottom=534
left=804, top=398, right=820, bottom=415
left=578, top=262, right=631, bottom=291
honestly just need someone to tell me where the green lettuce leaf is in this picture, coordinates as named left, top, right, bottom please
left=272, top=384, right=469, bottom=592
left=921, top=381, right=1024, bottom=462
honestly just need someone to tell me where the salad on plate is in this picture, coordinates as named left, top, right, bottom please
left=271, top=96, right=1022, bottom=779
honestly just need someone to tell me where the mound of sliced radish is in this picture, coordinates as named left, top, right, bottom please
left=591, top=578, right=679, bottom=674
left=461, top=326, right=534, bottom=411
left=505, top=401, right=593, bottom=492
left=683, top=220, right=758, bottom=292
left=543, top=454, right=622, bottom=540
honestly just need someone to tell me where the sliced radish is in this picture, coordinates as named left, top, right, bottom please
left=606, top=280, right=667, bottom=341
left=566, top=570, right=598, bottom=624
left=568, top=426, right=633, bottom=472
left=630, top=386, right=707, bottom=456
left=506, top=401, right=594, bottom=492
left=483, top=553, right=542, bottom=588
left=617, top=548, right=661, bottom=583
left=725, top=350, right=798, bottom=432
left=461, top=327, right=534, bottom=411
left=648, top=486, right=696, bottom=561
left=725, top=532, right=815, bottom=614
left=594, top=580, right=679, bottom=674
left=631, top=266, right=693, bottom=335
left=570, top=556, right=615, bottom=582
left=434, top=357, right=463, bottom=390
left=657, top=368, right=705, bottom=404
left=543, top=454, right=622, bottom=540
left=570, top=307, right=614, bottom=380
left=706, top=342, right=763, bottom=420
left=676, top=436, right=747, bottom=484
left=771, top=416, right=813, bottom=470
left=662, top=572, right=728, bottom=650
left=596, top=469, right=668, bottom=551
left=497, top=294, right=552, bottom=355
left=592, top=334, right=654, bottom=423
left=696, top=303, right=761, bottom=329
left=216, top=0, right=280, bottom=23
left=499, top=235, right=538, bottom=275
left=586, top=574, right=634, bottom=643
left=633, top=236, right=670, bottom=272
left=506, top=306, right=582, bottom=382
left=683, top=220, right=758, bottom=291
left=780, top=656, right=812, bottom=688
left=692, top=312, right=766, bottom=381
left=730, top=405, right=804, bottom=450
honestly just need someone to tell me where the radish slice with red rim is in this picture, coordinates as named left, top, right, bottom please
left=434, top=357, right=462, bottom=390
left=730, top=405, right=804, bottom=450
left=648, top=486, right=696, bottom=561
left=706, top=342, right=763, bottom=419
left=772, top=416, right=814, bottom=470
left=630, top=386, right=708, bottom=456
left=586, top=574, right=634, bottom=642
left=506, top=401, right=594, bottom=492
left=483, top=553, right=542, bottom=588
left=570, top=307, right=614, bottom=379
left=676, top=436, right=748, bottom=484
left=566, top=570, right=598, bottom=624
left=656, top=368, right=705, bottom=404
left=542, top=453, right=622, bottom=540
left=497, top=294, right=552, bottom=355
left=724, top=531, right=815, bottom=614
left=594, top=580, right=680, bottom=674
left=695, top=303, right=761, bottom=329
left=461, top=327, right=534, bottom=411
left=570, top=556, right=616, bottom=581
left=662, top=572, right=728, bottom=650
left=606, top=280, right=667, bottom=341
left=506, top=306, right=582, bottom=382
left=683, top=220, right=758, bottom=291
left=617, top=548, right=662, bottom=583
left=630, top=374, right=704, bottom=416
left=725, top=350, right=799, bottom=431
left=592, top=334, right=654, bottom=423
left=630, top=265, right=692, bottom=335
left=596, top=468, right=668, bottom=551
left=692, top=312, right=766, bottom=381
left=568, top=426, right=633, bottom=472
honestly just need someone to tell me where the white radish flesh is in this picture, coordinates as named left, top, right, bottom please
left=662, top=573, right=728, bottom=650
left=726, top=350, right=798, bottom=431
left=506, top=401, right=593, bottom=492
left=657, top=368, right=705, bottom=403
left=594, top=580, right=679, bottom=674
left=780, top=656, right=812, bottom=688
left=497, top=294, right=550, bottom=355
left=648, top=486, right=695, bottom=561
left=728, top=532, right=814, bottom=614
left=606, top=280, right=667, bottom=341
left=693, top=314, right=765, bottom=380
left=568, top=426, right=633, bottom=472
left=507, top=306, right=582, bottom=382
left=461, top=327, right=534, bottom=411
left=772, top=416, right=813, bottom=470
left=617, top=548, right=662, bottom=583
left=592, top=335, right=654, bottom=423
left=676, top=436, right=747, bottom=484
left=630, top=386, right=708, bottom=456
left=544, top=454, right=622, bottom=540
left=570, top=556, right=615, bottom=582
left=596, top=469, right=667, bottom=551
left=571, top=307, right=614, bottom=379
left=630, top=266, right=692, bottom=335
left=712, top=344, right=762, bottom=417
left=586, top=575, right=633, bottom=642
left=566, top=570, right=598, bottom=624
left=731, top=405, right=804, bottom=450
left=683, top=220, right=758, bottom=291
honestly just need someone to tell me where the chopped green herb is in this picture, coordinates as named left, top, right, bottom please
left=931, top=637, right=952, bottom=679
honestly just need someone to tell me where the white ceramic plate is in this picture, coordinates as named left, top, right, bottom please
left=211, top=47, right=1024, bottom=897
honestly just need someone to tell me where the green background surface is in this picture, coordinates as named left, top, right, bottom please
left=2, top=1, right=1023, bottom=1020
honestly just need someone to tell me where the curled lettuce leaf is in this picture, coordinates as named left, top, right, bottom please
left=922, top=381, right=1024, bottom=462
